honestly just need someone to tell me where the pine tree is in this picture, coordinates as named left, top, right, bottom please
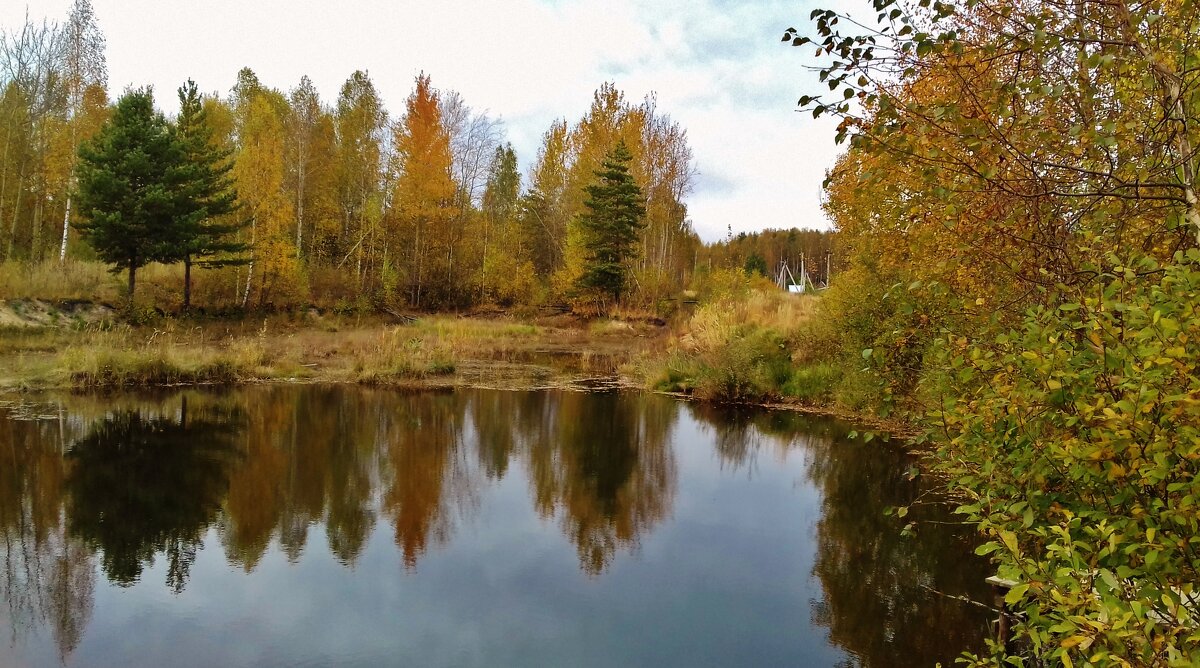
left=576, top=140, right=645, bottom=306
left=174, top=79, right=244, bottom=311
left=74, top=88, right=184, bottom=299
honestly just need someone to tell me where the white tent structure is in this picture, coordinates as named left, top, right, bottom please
left=776, top=256, right=816, bottom=294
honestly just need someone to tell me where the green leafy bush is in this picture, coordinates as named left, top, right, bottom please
left=927, top=252, right=1200, bottom=665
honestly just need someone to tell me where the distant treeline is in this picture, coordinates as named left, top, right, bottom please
left=699, top=228, right=838, bottom=286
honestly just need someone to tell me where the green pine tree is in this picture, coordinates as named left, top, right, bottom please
left=576, top=140, right=646, bottom=306
left=74, top=87, right=185, bottom=299
left=174, top=79, right=245, bottom=311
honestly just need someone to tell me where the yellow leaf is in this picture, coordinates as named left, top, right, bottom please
left=1061, top=635, right=1087, bottom=649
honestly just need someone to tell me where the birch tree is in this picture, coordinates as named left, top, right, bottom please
left=57, top=0, right=106, bottom=262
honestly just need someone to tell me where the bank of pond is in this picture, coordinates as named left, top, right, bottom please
left=1, top=385, right=991, bottom=667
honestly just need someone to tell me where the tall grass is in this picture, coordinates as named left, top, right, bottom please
left=55, top=327, right=269, bottom=388
left=0, top=260, right=119, bottom=301
left=642, top=270, right=827, bottom=403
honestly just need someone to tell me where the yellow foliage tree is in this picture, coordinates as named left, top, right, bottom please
left=233, top=89, right=300, bottom=307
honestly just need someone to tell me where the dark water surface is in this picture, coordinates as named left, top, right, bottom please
left=0, top=386, right=991, bottom=667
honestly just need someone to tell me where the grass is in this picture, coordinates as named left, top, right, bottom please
left=639, top=280, right=825, bottom=404
left=0, top=260, right=119, bottom=302
left=0, top=312, right=648, bottom=392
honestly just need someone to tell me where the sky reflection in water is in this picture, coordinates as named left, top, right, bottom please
left=0, top=386, right=992, bottom=667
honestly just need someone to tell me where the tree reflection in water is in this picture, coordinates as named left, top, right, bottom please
left=0, top=401, right=95, bottom=661
left=0, top=387, right=990, bottom=666
left=66, top=397, right=243, bottom=591
left=688, top=404, right=993, bottom=666
left=527, top=391, right=676, bottom=575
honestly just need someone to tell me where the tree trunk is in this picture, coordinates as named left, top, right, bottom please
left=183, top=255, right=192, bottom=311
left=7, top=172, right=26, bottom=259
left=58, top=194, right=71, bottom=262
left=127, top=262, right=137, bottom=300
left=31, top=197, right=42, bottom=262
left=242, top=260, right=253, bottom=308
left=0, top=125, right=12, bottom=256
left=296, top=156, right=305, bottom=259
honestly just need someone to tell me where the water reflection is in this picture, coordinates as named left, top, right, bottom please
left=693, top=405, right=991, bottom=665
left=0, top=387, right=990, bottom=667
left=67, top=398, right=242, bottom=591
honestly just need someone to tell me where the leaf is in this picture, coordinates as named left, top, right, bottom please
left=1061, top=635, right=1087, bottom=649
left=1004, top=583, right=1029, bottom=604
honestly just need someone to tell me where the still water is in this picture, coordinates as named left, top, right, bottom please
left=0, top=386, right=991, bottom=667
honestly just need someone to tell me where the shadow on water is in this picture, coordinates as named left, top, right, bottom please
left=0, top=386, right=992, bottom=667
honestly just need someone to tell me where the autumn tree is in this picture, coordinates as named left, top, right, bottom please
left=334, top=70, right=385, bottom=284
left=556, top=83, right=638, bottom=296
left=576, top=140, right=645, bottom=306
left=631, top=96, right=697, bottom=301
left=788, top=0, right=1200, bottom=662
left=230, top=72, right=297, bottom=307
left=74, top=88, right=189, bottom=298
left=480, top=143, right=532, bottom=303
left=520, top=119, right=570, bottom=278
left=0, top=16, right=65, bottom=261
left=285, top=75, right=337, bottom=263
left=530, top=83, right=698, bottom=305
left=389, top=73, right=456, bottom=307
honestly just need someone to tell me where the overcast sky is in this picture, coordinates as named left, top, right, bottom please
left=1, top=0, right=845, bottom=242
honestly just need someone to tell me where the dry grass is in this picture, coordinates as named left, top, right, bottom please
left=0, top=313, right=641, bottom=392
left=0, top=260, right=121, bottom=302
left=639, top=276, right=824, bottom=403
left=7, top=325, right=272, bottom=389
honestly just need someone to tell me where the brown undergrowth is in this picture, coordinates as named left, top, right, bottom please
left=0, top=310, right=658, bottom=392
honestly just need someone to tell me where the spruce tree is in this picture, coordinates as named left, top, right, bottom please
left=173, top=79, right=244, bottom=311
left=75, top=88, right=184, bottom=299
left=576, top=140, right=645, bottom=306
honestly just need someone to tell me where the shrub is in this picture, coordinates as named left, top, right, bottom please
left=927, top=251, right=1200, bottom=665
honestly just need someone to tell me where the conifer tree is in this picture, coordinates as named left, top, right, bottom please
left=174, top=79, right=244, bottom=311
left=74, top=88, right=183, bottom=299
left=576, top=140, right=645, bottom=306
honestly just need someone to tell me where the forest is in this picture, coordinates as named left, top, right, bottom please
left=0, top=1, right=703, bottom=314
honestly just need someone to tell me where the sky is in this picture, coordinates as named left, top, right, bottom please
left=1, top=0, right=846, bottom=243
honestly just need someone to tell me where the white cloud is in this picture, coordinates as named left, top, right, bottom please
left=1, top=0, right=847, bottom=241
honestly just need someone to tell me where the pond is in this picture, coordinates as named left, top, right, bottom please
left=0, top=386, right=992, bottom=667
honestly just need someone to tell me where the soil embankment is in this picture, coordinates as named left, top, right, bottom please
left=0, top=299, right=116, bottom=329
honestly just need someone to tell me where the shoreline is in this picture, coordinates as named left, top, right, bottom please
left=1, top=305, right=908, bottom=435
